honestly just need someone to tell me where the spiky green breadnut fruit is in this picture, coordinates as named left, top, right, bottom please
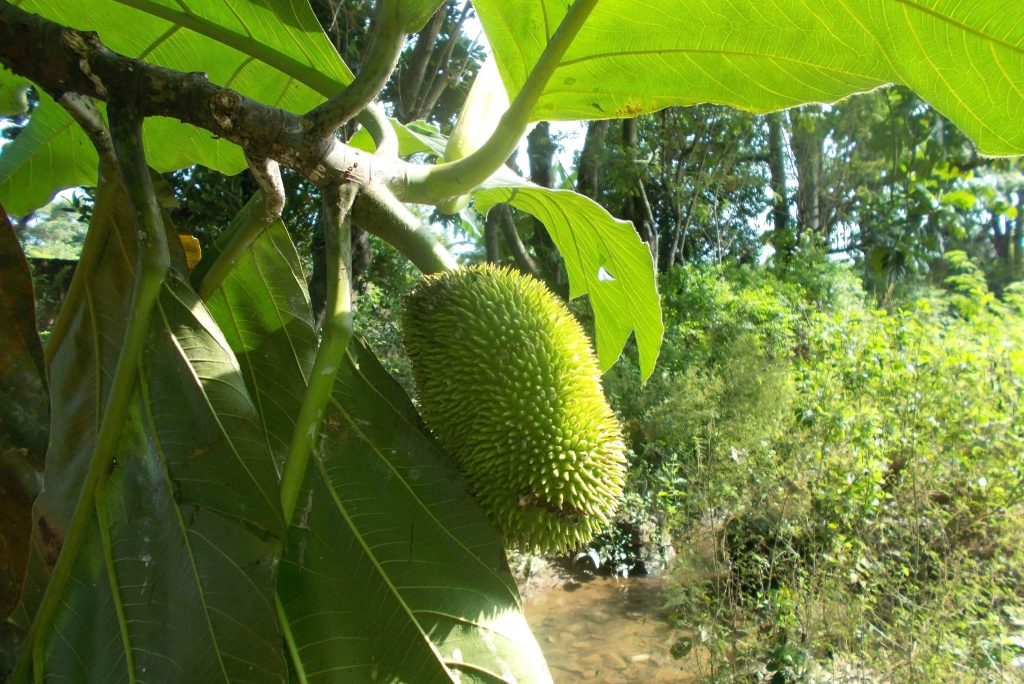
left=403, top=264, right=626, bottom=553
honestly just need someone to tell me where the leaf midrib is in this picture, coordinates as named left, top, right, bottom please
left=115, top=0, right=352, bottom=96
left=312, top=456, right=456, bottom=683
left=331, top=356, right=521, bottom=604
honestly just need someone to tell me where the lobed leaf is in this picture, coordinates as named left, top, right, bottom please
left=475, top=179, right=664, bottom=381
left=475, top=0, right=1024, bottom=156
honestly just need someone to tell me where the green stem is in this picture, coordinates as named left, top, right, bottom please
left=279, top=183, right=358, bottom=523
left=15, top=102, right=169, bottom=682
left=402, top=0, right=600, bottom=202
left=305, top=0, right=405, bottom=135
left=351, top=182, right=458, bottom=274
left=276, top=594, right=308, bottom=683
left=197, top=192, right=272, bottom=300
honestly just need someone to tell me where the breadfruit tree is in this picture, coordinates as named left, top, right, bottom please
left=0, top=0, right=1021, bottom=681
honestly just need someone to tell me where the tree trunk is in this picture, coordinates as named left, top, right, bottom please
left=992, top=213, right=1010, bottom=263
left=528, top=122, right=555, bottom=189
left=621, top=118, right=658, bottom=267
left=576, top=120, right=609, bottom=199
left=767, top=113, right=788, bottom=233
left=1014, top=188, right=1023, bottom=273
left=488, top=204, right=542, bottom=278
left=526, top=122, right=567, bottom=296
left=790, top=107, right=824, bottom=242
left=484, top=207, right=501, bottom=263
left=350, top=226, right=372, bottom=293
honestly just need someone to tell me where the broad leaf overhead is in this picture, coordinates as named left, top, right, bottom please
left=474, top=0, right=1024, bottom=156
left=0, top=0, right=354, bottom=214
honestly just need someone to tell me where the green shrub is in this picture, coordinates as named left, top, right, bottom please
left=610, top=255, right=1024, bottom=682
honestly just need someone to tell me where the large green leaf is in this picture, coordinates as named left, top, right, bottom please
left=0, top=69, right=29, bottom=117
left=348, top=119, right=449, bottom=158
left=13, top=175, right=287, bottom=680
left=200, top=197, right=318, bottom=469
left=196, top=211, right=551, bottom=681
left=475, top=0, right=1024, bottom=156
left=475, top=180, right=663, bottom=381
left=0, top=0, right=355, bottom=215
left=0, top=203, right=47, bottom=675
left=278, top=341, right=552, bottom=683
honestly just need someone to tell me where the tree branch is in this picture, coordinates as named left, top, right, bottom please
left=244, top=152, right=286, bottom=222
left=351, top=182, right=458, bottom=274
left=0, top=1, right=330, bottom=172
left=56, top=93, right=116, bottom=170
left=305, top=1, right=406, bottom=136
left=0, top=1, right=560, bottom=209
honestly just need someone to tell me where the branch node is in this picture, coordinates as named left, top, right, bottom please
left=62, top=29, right=106, bottom=96
left=245, top=152, right=286, bottom=223
left=210, top=90, right=240, bottom=131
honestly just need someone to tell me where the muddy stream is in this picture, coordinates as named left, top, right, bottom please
left=522, top=572, right=700, bottom=683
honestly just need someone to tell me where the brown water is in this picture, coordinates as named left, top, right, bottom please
left=523, top=576, right=698, bottom=683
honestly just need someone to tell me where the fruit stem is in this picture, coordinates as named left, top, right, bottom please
left=279, top=183, right=358, bottom=523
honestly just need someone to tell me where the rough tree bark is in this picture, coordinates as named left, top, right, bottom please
left=621, top=117, right=658, bottom=267
left=526, top=122, right=568, bottom=296
left=576, top=120, right=609, bottom=200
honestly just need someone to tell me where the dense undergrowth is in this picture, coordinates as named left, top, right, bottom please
left=602, top=253, right=1024, bottom=682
